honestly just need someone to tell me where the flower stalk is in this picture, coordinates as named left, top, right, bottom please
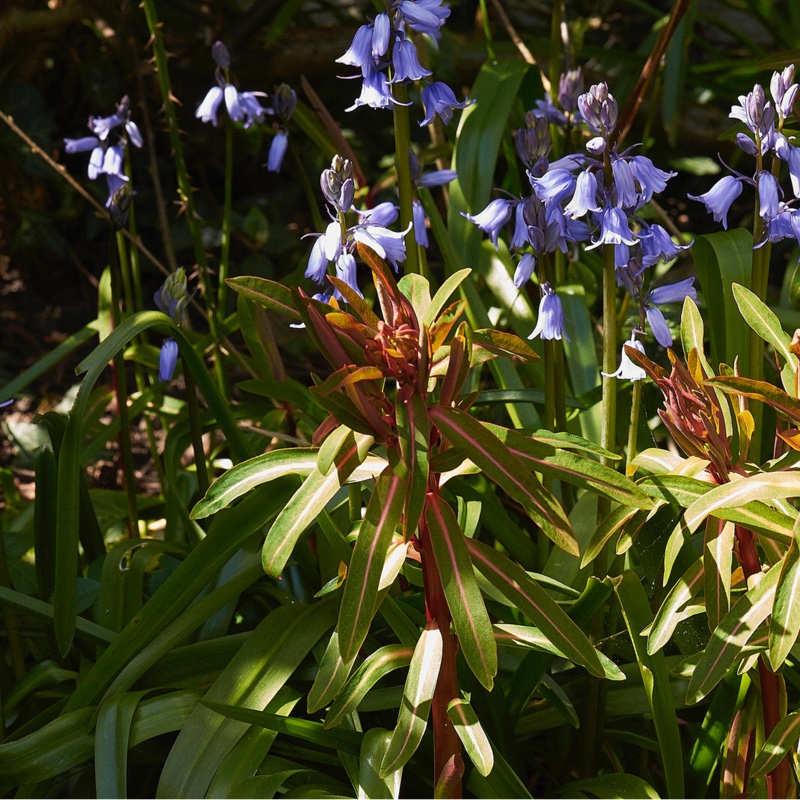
left=392, top=82, right=420, bottom=276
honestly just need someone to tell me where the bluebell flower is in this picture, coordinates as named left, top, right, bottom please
left=397, top=0, right=450, bottom=41
left=392, top=37, right=432, bottom=82
left=347, top=69, right=398, bottom=111
left=513, top=252, right=536, bottom=288
left=267, top=131, right=289, bottom=172
left=515, top=111, right=551, bottom=169
left=771, top=66, right=798, bottom=124
left=629, top=156, right=675, bottom=204
left=577, top=83, right=618, bottom=135
left=336, top=24, right=375, bottom=76
left=531, top=167, right=577, bottom=205
left=412, top=199, right=428, bottom=247
left=416, top=168, right=458, bottom=188
left=611, top=156, right=639, bottom=207
left=159, top=338, right=179, bottom=383
left=730, top=84, right=775, bottom=145
left=372, top=13, right=391, bottom=60
left=462, top=198, right=512, bottom=249
left=420, top=82, right=474, bottom=126
left=358, top=201, right=399, bottom=227
left=564, top=169, right=600, bottom=218
left=90, top=97, right=143, bottom=146
left=688, top=175, right=743, bottom=230
left=758, top=170, right=781, bottom=219
left=587, top=206, right=637, bottom=249
left=196, top=86, right=225, bottom=125
left=642, top=277, right=697, bottom=347
left=528, top=283, right=569, bottom=341
left=320, top=156, right=356, bottom=213
left=335, top=252, right=362, bottom=298
left=353, top=224, right=408, bottom=270
left=639, top=223, right=692, bottom=267
left=603, top=334, right=646, bottom=381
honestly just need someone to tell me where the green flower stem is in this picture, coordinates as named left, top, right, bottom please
left=218, top=120, right=233, bottom=317
left=477, top=0, right=495, bottom=59
left=539, top=253, right=566, bottom=433
left=626, top=378, right=642, bottom=466
left=109, top=234, right=139, bottom=536
left=392, top=82, right=420, bottom=276
left=600, top=242, right=618, bottom=465
left=549, top=0, right=564, bottom=94
left=543, top=339, right=556, bottom=431
left=291, top=138, right=325, bottom=234
left=140, top=0, right=227, bottom=396
left=182, top=355, right=210, bottom=498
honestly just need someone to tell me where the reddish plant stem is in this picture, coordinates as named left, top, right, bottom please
left=735, top=524, right=792, bottom=798
left=419, top=505, right=463, bottom=798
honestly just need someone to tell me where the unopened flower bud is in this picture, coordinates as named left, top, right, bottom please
left=558, top=68, right=583, bottom=113
left=212, top=41, right=231, bottom=69
left=272, top=83, right=297, bottom=121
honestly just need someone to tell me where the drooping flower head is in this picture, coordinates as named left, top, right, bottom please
left=528, top=283, right=569, bottom=342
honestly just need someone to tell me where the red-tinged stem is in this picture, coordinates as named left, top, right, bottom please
left=419, top=503, right=462, bottom=798
left=735, top=524, right=792, bottom=798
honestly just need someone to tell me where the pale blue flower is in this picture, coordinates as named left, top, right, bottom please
left=528, top=283, right=569, bottom=341
left=413, top=199, right=428, bottom=247
left=398, top=0, right=450, bottom=40
left=335, top=252, right=362, bottom=298
left=628, top=156, right=675, bottom=204
left=196, top=86, right=225, bottom=125
left=420, top=82, right=473, bottom=126
left=347, top=69, right=397, bottom=111
left=645, top=277, right=696, bottom=347
left=758, top=170, right=780, bottom=219
left=688, top=175, right=743, bottom=230
left=336, top=24, right=374, bottom=76
left=564, top=170, right=600, bottom=218
left=159, top=338, right=179, bottom=382
left=267, top=131, right=288, bottom=172
left=392, top=37, right=432, bottom=82
left=513, top=253, right=536, bottom=288
left=462, top=198, right=512, bottom=249
left=587, top=206, right=637, bottom=249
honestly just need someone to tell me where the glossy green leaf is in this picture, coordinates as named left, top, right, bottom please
left=612, top=571, right=684, bottom=798
left=227, top=275, right=302, bottom=321
left=339, top=469, right=407, bottom=663
left=380, top=624, right=442, bottom=777
left=358, top=728, right=401, bottom=800
left=768, top=515, right=800, bottom=669
left=201, top=700, right=362, bottom=754
left=692, top=229, right=753, bottom=371
left=683, top=471, right=800, bottom=535
left=447, top=698, right=493, bottom=776
left=65, top=482, right=294, bottom=711
left=324, top=645, right=414, bottom=729
left=732, top=282, right=797, bottom=372
left=686, top=563, right=780, bottom=704
left=708, top=375, right=800, bottom=422
left=561, top=773, right=661, bottom=799
left=424, top=269, right=472, bottom=328
left=95, top=690, right=148, bottom=799
left=705, top=519, right=733, bottom=631
left=157, top=601, right=337, bottom=798
left=648, top=557, right=705, bottom=654
left=395, top=392, right=430, bottom=539
left=307, top=631, right=357, bottom=715
left=467, top=538, right=604, bottom=677
left=426, top=493, right=497, bottom=690
left=751, top=708, right=800, bottom=777
left=639, top=474, right=794, bottom=544
left=430, top=406, right=577, bottom=555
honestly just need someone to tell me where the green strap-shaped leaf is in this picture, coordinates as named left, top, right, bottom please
left=692, top=229, right=753, bottom=371
left=751, top=708, right=800, bottom=777
left=686, top=563, right=781, bottom=704
left=704, top=519, right=733, bottom=631
left=430, top=406, right=577, bottom=555
left=466, top=538, right=604, bottom=677
left=709, top=375, right=800, bottom=423
left=424, top=270, right=472, bottom=329
left=768, top=515, right=800, bottom=669
left=426, top=494, right=497, bottom=690
left=561, top=773, right=661, bottom=799
left=338, top=469, right=407, bottom=663
left=612, top=571, right=685, bottom=799
left=380, top=624, right=443, bottom=777
left=648, top=557, right=704, bottom=654
left=447, top=698, right=494, bottom=777
left=157, top=601, right=337, bottom=798
left=732, top=282, right=797, bottom=373
left=307, top=631, right=357, bottom=715
left=200, top=700, right=362, bottom=754
left=325, top=645, right=414, bottom=729
left=95, top=690, right=148, bottom=799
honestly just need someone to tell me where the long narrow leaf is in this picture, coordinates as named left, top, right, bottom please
left=338, top=469, right=407, bottom=663
left=467, top=538, right=604, bottom=677
left=430, top=406, right=577, bottom=555
left=426, top=493, right=497, bottom=690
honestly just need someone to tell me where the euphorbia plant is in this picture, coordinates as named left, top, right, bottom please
left=193, top=156, right=655, bottom=794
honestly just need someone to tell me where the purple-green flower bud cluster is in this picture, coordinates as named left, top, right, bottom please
left=305, top=156, right=409, bottom=302
left=154, top=267, right=190, bottom=383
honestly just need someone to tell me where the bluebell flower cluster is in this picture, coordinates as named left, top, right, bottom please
left=689, top=65, right=800, bottom=249
left=335, top=1, right=473, bottom=126
left=463, top=75, right=692, bottom=357
left=196, top=41, right=270, bottom=129
left=195, top=41, right=297, bottom=174
left=154, top=268, right=190, bottom=383
left=305, top=156, right=409, bottom=300
left=63, top=95, right=143, bottom=227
